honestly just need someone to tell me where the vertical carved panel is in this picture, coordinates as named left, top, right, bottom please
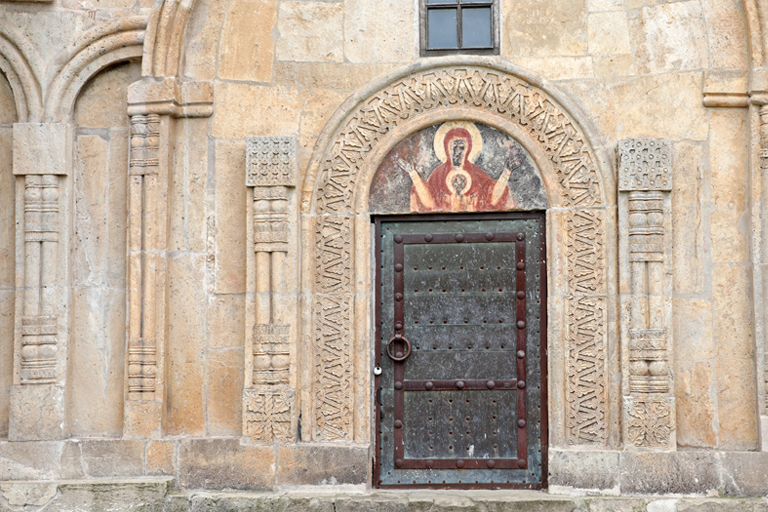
left=565, top=209, right=606, bottom=296
left=315, top=216, right=352, bottom=293
left=243, top=136, right=298, bottom=444
left=129, top=114, right=160, bottom=174
left=619, top=138, right=674, bottom=449
left=313, top=294, right=353, bottom=441
left=21, top=175, right=59, bottom=385
left=566, top=296, right=607, bottom=444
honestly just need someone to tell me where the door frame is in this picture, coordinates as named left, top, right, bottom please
left=373, top=211, right=548, bottom=489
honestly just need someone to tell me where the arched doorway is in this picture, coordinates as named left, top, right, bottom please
left=300, top=62, right=617, bottom=485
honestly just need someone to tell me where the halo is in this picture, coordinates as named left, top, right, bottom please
left=445, top=168, right=472, bottom=196
left=434, top=122, right=483, bottom=163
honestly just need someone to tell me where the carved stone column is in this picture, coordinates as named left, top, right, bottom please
left=9, top=123, right=72, bottom=440
left=124, top=77, right=212, bottom=437
left=243, top=136, right=298, bottom=444
left=618, top=138, right=675, bottom=450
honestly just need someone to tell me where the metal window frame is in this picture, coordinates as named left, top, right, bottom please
left=420, top=0, right=499, bottom=57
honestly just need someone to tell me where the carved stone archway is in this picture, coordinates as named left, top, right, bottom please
left=301, top=59, right=618, bottom=450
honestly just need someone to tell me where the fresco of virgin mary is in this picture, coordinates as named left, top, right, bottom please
left=369, top=121, right=547, bottom=214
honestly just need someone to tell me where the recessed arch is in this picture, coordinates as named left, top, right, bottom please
left=301, top=58, right=619, bottom=449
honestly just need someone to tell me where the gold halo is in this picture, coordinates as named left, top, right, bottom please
left=445, top=168, right=472, bottom=195
left=434, top=122, right=483, bottom=163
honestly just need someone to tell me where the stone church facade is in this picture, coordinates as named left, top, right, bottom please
left=0, top=0, right=767, bottom=507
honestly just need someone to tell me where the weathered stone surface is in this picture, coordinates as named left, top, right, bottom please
left=628, top=1, right=709, bottom=74
left=276, top=445, right=368, bottom=485
left=179, top=439, right=275, bottom=490
left=588, top=12, right=631, bottom=55
left=709, top=109, right=748, bottom=264
left=511, top=56, right=594, bottom=80
left=13, top=123, right=72, bottom=176
left=0, top=482, right=57, bottom=507
left=678, top=499, right=768, bottom=512
left=78, top=440, right=144, bottom=478
left=587, top=0, right=623, bottom=11
left=52, top=479, right=170, bottom=512
left=593, top=54, right=636, bottom=78
left=0, top=75, right=17, bottom=124
left=701, top=0, right=749, bottom=70
left=214, top=140, right=248, bottom=295
left=721, top=452, right=768, bottom=497
left=619, top=451, right=720, bottom=495
left=671, top=142, right=705, bottom=294
left=503, top=0, right=588, bottom=57
left=344, top=0, right=413, bottom=63
left=212, top=83, right=302, bottom=139
left=183, top=0, right=229, bottom=80
left=166, top=254, right=208, bottom=436
left=74, top=61, right=141, bottom=128
left=276, top=2, right=343, bottom=63
left=675, top=361, right=716, bottom=448
left=273, top=62, right=396, bottom=91
left=549, top=449, right=619, bottom=491
left=207, top=348, right=244, bottom=436
left=218, top=0, right=277, bottom=82
left=611, top=73, right=708, bottom=141
left=146, top=440, right=175, bottom=476
left=0, top=442, right=62, bottom=480
left=713, top=263, right=758, bottom=450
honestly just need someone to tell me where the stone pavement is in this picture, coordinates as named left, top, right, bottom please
left=1, top=479, right=767, bottom=511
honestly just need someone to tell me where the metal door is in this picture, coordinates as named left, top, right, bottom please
left=374, top=213, right=547, bottom=489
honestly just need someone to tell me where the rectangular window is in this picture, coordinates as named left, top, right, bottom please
left=421, top=0, right=498, bottom=56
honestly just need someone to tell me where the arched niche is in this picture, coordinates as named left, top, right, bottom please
left=300, top=60, right=619, bottom=450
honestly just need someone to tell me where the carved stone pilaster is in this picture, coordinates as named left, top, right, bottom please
left=124, top=77, right=213, bottom=437
left=618, top=138, right=675, bottom=450
left=243, top=136, right=298, bottom=444
left=10, top=123, right=72, bottom=441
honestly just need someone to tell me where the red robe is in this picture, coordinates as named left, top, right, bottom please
left=411, top=128, right=516, bottom=213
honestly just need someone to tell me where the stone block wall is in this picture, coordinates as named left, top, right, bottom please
left=0, top=0, right=765, bottom=496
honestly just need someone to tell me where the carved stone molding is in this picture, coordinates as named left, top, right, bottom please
left=565, top=296, right=607, bottom=445
left=10, top=123, right=71, bottom=441
left=307, top=65, right=612, bottom=445
left=243, top=136, right=298, bottom=444
left=618, top=138, right=674, bottom=450
left=315, top=67, right=604, bottom=214
left=312, top=294, right=353, bottom=441
left=123, top=77, right=213, bottom=437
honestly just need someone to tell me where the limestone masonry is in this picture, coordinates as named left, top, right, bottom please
left=1, top=0, right=768, bottom=509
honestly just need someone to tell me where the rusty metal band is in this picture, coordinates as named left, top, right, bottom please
left=403, top=379, right=518, bottom=391
left=393, top=235, right=405, bottom=466
left=515, top=234, right=528, bottom=469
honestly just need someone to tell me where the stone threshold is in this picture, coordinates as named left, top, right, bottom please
left=1, top=479, right=767, bottom=511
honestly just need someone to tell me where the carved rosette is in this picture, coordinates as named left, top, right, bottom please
left=310, top=66, right=609, bottom=445
left=619, top=138, right=675, bottom=449
left=244, top=388, right=296, bottom=443
left=243, top=136, right=298, bottom=444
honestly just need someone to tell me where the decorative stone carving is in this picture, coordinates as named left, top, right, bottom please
left=129, top=114, right=160, bottom=175
left=244, top=388, right=296, bottom=443
left=10, top=123, right=70, bottom=441
left=624, top=396, right=673, bottom=448
left=253, top=324, right=290, bottom=385
left=313, top=294, right=353, bottom=441
left=566, top=296, right=607, bottom=445
left=315, top=67, right=604, bottom=214
left=618, top=139, right=672, bottom=192
left=315, top=216, right=352, bottom=293
left=565, top=209, right=606, bottom=296
left=308, top=66, right=611, bottom=445
left=618, top=138, right=674, bottom=450
left=247, top=136, right=297, bottom=187
left=124, top=78, right=213, bottom=436
left=243, top=136, right=298, bottom=444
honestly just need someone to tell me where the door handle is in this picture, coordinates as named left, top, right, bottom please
left=386, top=334, right=412, bottom=362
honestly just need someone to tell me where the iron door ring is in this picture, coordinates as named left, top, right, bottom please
left=386, top=335, right=412, bottom=362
